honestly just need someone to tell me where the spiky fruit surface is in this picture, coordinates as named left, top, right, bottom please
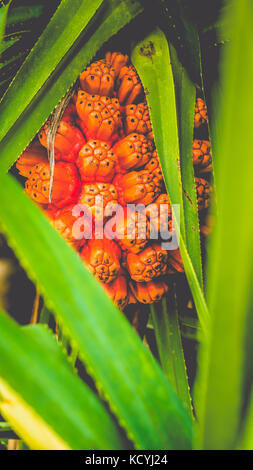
left=80, top=60, right=116, bottom=97
left=194, top=97, right=208, bottom=128
left=25, top=162, right=81, bottom=208
left=126, top=243, right=169, bottom=282
left=114, top=169, right=162, bottom=206
left=105, top=51, right=129, bottom=75
left=76, top=140, right=116, bottom=183
left=76, top=90, right=122, bottom=142
left=116, top=65, right=142, bottom=105
left=38, top=112, right=85, bottom=163
left=113, top=132, right=153, bottom=171
left=124, top=102, right=153, bottom=140
left=16, top=142, right=48, bottom=177
left=193, top=139, right=212, bottom=172
left=130, top=279, right=168, bottom=304
left=195, top=177, right=211, bottom=210
left=16, top=51, right=211, bottom=309
left=78, top=182, right=118, bottom=221
left=81, top=239, right=121, bottom=283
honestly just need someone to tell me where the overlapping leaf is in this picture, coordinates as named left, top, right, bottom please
left=0, top=0, right=104, bottom=142
left=131, top=28, right=209, bottom=336
left=0, top=0, right=143, bottom=172
left=195, top=0, right=253, bottom=449
left=0, top=170, right=192, bottom=450
left=0, top=316, right=123, bottom=450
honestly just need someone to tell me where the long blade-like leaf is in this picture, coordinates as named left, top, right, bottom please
left=0, top=0, right=104, bottom=143
left=195, top=0, right=253, bottom=449
left=169, top=43, right=203, bottom=289
left=0, top=1, right=11, bottom=54
left=0, top=317, right=123, bottom=450
left=151, top=290, right=193, bottom=418
left=0, top=0, right=143, bottom=172
left=0, top=170, right=192, bottom=450
left=6, top=5, right=43, bottom=25
left=131, top=28, right=209, bottom=335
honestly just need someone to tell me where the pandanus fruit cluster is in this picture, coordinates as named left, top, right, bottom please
left=16, top=52, right=211, bottom=310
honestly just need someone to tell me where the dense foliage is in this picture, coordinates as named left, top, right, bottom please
left=0, top=0, right=252, bottom=451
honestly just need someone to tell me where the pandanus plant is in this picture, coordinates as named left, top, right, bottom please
left=0, top=0, right=253, bottom=452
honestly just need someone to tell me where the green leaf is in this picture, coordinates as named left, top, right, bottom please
left=151, top=290, right=193, bottom=418
left=0, top=170, right=192, bottom=450
left=131, top=28, right=209, bottom=336
left=0, top=314, right=123, bottom=450
left=195, top=0, right=253, bottom=449
left=238, top=388, right=253, bottom=450
left=0, top=0, right=143, bottom=172
left=169, top=43, right=203, bottom=289
left=0, top=422, right=11, bottom=431
left=0, top=0, right=104, bottom=143
left=0, top=1, right=11, bottom=54
left=1, top=36, right=21, bottom=53
left=0, top=48, right=25, bottom=70
left=6, top=5, right=43, bottom=25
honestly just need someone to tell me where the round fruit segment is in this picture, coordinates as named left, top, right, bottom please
left=130, top=278, right=168, bottom=304
left=76, top=140, right=116, bottom=183
left=192, top=139, right=212, bottom=172
left=78, top=182, right=118, bottom=221
left=144, top=150, right=164, bottom=187
left=81, top=239, right=121, bottom=283
left=45, top=204, right=86, bottom=250
left=114, top=169, right=162, bottom=206
left=16, top=142, right=48, bottom=177
left=195, top=177, right=211, bottom=210
left=126, top=243, right=169, bottom=282
left=25, top=162, right=81, bottom=208
left=124, top=102, right=153, bottom=140
left=38, top=112, right=85, bottom=162
left=76, top=90, right=122, bottom=142
left=113, top=132, right=153, bottom=171
left=116, top=65, right=143, bottom=105
left=103, top=269, right=129, bottom=309
left=105, top=51, right=129, bottom=76
left=80, top=60, right=116, bottom=97
left=194, top=97, right=208, bottom=128
left=147, top=193, right=173, bottom=238
left=107, top=207, right=150, bottom=254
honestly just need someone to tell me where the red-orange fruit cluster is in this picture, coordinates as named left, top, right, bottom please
left=192, top=139, right=212, bottom=172
left=113, top=132, right=153, bottom=171
left=116, top=65, right=143, bottom=105
left=80, top=60, right=116, bottom=97
left=38, top=104, right=85, bottom=163
left=76, top=140, right=116, bottom=183
left=16, top=52, right=212, bottom=310
left=123, top=102, right=153, bottom=140
left=76, top=91, right=122, bottom=142
left=194, top=97, right=208, bottom=128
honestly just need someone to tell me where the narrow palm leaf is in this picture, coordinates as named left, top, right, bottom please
left=0, top=170, right=192, bottom=450
left=131, top=28, right=209, bottom=336
left=0, top=316, right=123, bottom=450
left=0, top=0, right=104, bottom=142
left=151, top=290, right=193, bottom=418
left=195, top=0, right=253, bottom=449
left=0, top=0, right=143, bottom=172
